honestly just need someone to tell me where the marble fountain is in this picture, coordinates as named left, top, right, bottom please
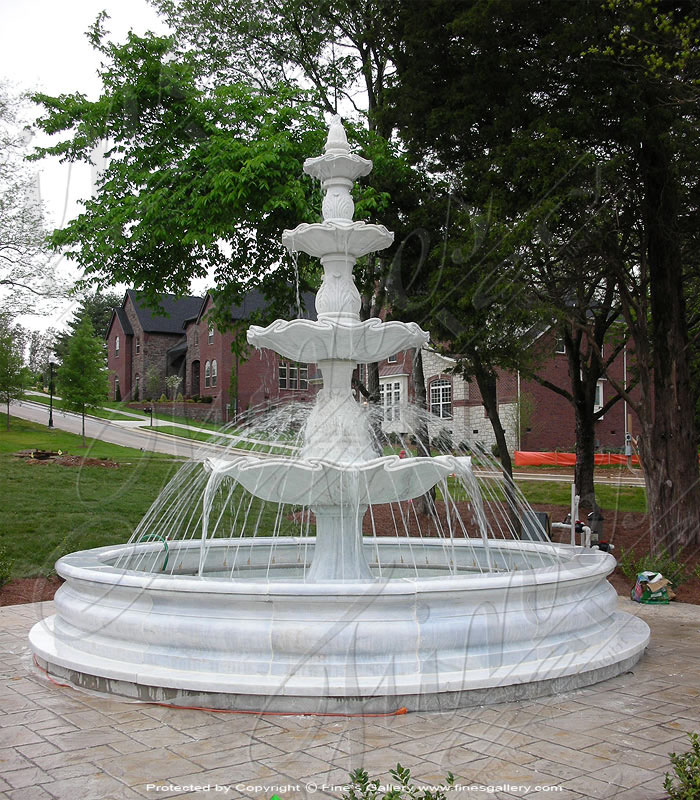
left=29, top=118, right=649, bottom=712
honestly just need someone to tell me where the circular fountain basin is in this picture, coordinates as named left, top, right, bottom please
left=29, top=538, right=649, bottom=713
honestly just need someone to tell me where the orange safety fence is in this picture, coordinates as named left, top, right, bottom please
left=514, top=451, right=641, bottom=467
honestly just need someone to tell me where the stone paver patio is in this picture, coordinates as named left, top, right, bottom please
left=1, top=598, right=699, bottom=800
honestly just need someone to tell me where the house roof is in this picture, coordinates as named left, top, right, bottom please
left=126, top=290, right=204, bottom=334
left=197, top=289, right=317, bottom=325
left=112, top=308, right=133, bottom=336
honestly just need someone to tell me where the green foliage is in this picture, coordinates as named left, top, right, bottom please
left=664, top=733, right=700, bottom=800
left=53, top=289, right=122, bottom=363
left=158, top=393, right=168, bottom=402
left=618, top=547, right=688, bottom=588
left=343, top=763, right=454, bottom=800
left=56, top=318, right=108, bottom=443
left=144, top=366, right=162, bottom=401
left=0, top=543, right=12, bottom=587
left=0, top=317, right=28, bottom=427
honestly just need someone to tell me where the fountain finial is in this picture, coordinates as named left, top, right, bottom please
left=325, top=115, right=350, bottom=155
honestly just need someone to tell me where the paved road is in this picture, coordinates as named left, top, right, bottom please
left=9, top=400, right=217, bottom=460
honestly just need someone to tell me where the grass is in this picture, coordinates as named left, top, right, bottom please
left=0, top=415, right=183, bottom=578
left=439, top=473, right=646, bottom=514
left=519, top=480, right=647, bottom=513
left=0, top=414, right=174, bottom=462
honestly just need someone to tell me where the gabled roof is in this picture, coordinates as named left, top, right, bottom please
left=110, top=308, right=133, bottom=336
left=196, top=289, right=317, bottom=324
left=126, top=290, right=204, bottom=334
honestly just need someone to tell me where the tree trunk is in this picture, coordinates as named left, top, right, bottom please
left=81, top=409, right=86, bottom=448
left=6, top=399, right=9, bottom=429
left=639, top=127, right=700, bottom=555
left=366, top=360, right=384, bottom=454
left=412, top=348, right=435, bottom=516
left=473, top=363, right=513, bottom=479
left=573, top=400, right=598, bottom=518
left=473, top=360, right=519, bottom=532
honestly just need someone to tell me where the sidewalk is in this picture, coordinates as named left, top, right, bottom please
left=1, top=598, right=698, bottom=800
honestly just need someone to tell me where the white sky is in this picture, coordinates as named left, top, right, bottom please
left=0, top=0, right=169, bottom=331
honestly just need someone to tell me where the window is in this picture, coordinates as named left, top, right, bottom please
left=594, top=381, right=604, bottom=414
left=279, top=360, right=308, bottom=390
left=135, top=336, right=140, bottom=354
left=430, top=379, right=452, bottom=419
left=208, top=323, right=214, bottom=345
left=204, top=360, right=211, bottom=388
left=114, top=377, right=120, bottom=401
left=135, top=375, right=140, bottom=398
left=387, top=354, right=397, bottom=364
left=115, top=335, right=120, bottom=357
left=379, top=381, right=402, bottom=421
left=555, top=338, right=566, bottom=354
left=211, top=359, right=218, bottom=387
left=194, top=328, right=199, bottom=347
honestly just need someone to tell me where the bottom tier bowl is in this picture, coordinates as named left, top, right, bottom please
left=29, top=538, right=650, bottom=713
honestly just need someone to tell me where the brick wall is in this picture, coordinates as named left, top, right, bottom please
left=106, top=316, right=131, bottom=402
left=520, top=331, right=639, bottom=452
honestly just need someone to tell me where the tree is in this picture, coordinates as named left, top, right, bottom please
left=387, top=0, right=700, bottom=554
left=57, top=319, right=108, bottom=446
left=0, top=82, right=62, bottom=315
left=31, top=6, right=425, bottom=419
left=0, top=315, right=27, bottom=428
left=53, top=289, right=121, bottom=363
left=26, top=328, right=57, bottom=383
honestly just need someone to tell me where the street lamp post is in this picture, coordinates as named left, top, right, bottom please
left=48, top=362, right=55, bottom=428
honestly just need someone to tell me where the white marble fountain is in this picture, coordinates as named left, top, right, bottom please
left=29, top=118, right=649, bottom=712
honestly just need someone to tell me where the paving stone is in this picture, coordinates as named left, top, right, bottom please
left=0, top=725, right=43, bottom=748
left=98, top=748, right=202, bottom=785
left=4, top=765, right=53, bottom=789
left=0, top=747, right=34, bottom=772
left=7, top=786, right=55, bottom=800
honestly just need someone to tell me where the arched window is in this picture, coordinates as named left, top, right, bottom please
left=204, top=360, right=211, bottom=388
left=194, top=328, right=199, bottom=347
left=208, top=323, right=214, bottom=345
left=430, top=378, right=452, bottom=419
left=115, top=335, right=120, bottom=357
left=211, top=359, right=218, bottom=387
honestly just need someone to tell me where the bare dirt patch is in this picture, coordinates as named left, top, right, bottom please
left=0, top=576, right=64, bottom=607
left=14, top=450, right=119, bottom=468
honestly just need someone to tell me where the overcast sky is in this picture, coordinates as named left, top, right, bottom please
left=0, top=0, right=168, bottom=331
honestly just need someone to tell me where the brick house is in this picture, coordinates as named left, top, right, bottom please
left=185, top=291, right=318, bottom=422
left=418, top=329, right=638, bottom=453
left=108, top=290, right=636, bottom=449
left=106, top=290, right=204, bottom=402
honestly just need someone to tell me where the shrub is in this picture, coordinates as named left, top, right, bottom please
left=158, top=393, right=168, bottom=403
left=343, top=764, right=454, bottom=800
left=619, top=547, right=688, bottom=588
left=176, top=392, right=184, bottom=402
left=0, top=544, right=13, bottom=587
left=664, top=732, right=700, bottom=800
left=619, top=549, right=688, bottom=588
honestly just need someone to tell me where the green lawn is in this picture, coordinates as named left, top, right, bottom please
left=0, top=415, right=183, bottom=577
left=440, top=473, right=646, bottom=514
